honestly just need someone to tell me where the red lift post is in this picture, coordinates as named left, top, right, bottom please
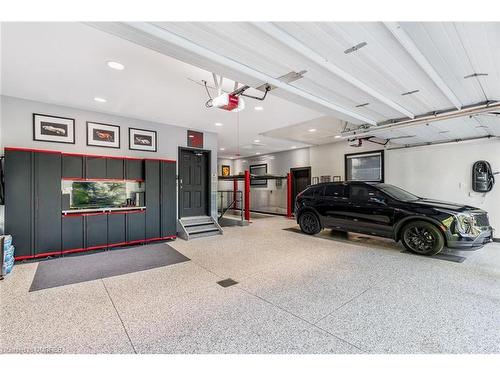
left=286, top=172, right=293, bottom=218
left=244, top=170, right=250, bottom=221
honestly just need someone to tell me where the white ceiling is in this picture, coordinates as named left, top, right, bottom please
left=2, top=22, right=499, bottom=155
left=0, top=22, right=322, bottom=157
left=90, top=21, right=499, bottom=147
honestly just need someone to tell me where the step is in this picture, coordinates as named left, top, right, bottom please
left=186, top=226, right=220, bottom=235
left=184, top=220, right=213, bottom=227
left=188, top=230, right=223, bottom=240
left=181, top=216, right=213, bottom=226
left=185, top=223, right=218, bottom=233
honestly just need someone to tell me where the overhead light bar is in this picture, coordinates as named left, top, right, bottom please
left=464, top=73, right=488, bottom=79
left=402, top=89, right=420, bottom=96
left=253, top=22, right=415, bottom=119
left=123, top=22, right=378, bottom=125
left=341, top=101, right=500, bottom=138
left=355, top=103, right=370, bottom=108
left=344, top=42, right=368, bottom=54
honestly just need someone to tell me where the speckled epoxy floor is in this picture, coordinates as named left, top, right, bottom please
left=1, top=216, right=499, bottom=354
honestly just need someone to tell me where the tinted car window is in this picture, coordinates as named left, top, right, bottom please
left=349, top=185, right=384, bottom=202
left=324, top=184, right=348, bottom=198
left=303, top=185, right=324, bottom=197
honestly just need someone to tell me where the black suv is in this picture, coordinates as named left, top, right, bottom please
left=295, top=181, right=493, bottom=256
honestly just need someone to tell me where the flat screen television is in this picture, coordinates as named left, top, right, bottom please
left=71, top=181, right=126, bottom=209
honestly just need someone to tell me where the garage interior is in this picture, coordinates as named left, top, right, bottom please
left=0, top=20, right=499, bottom=356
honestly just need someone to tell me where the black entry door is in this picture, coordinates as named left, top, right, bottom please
left=291, top=167, right=311, bottom=209
left=179, top=148, right=209, bottom=217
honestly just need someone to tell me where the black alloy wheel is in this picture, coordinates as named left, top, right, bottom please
left=401, top=220, right=445, bottom=256
left=299, top=212, right=321, bottom=235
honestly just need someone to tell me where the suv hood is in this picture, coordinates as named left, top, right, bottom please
left=411, top=198, right=480, bottom=212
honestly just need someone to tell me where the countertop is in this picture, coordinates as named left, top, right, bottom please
left=62, top=206, right=146, bottom=215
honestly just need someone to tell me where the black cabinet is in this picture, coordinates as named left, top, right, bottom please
left=160, top=161, right=177, bottom=237
left=145, top=160, right=161, bottom=239
left=85, top=157, right=107, bottom=179
left=126, top=211, right=146, bottom=242
left=62, top=155, right=84, bottom=179
left=126, top=159, right=144, bottom=180
left=85, top=214, right=108, bottom=248
left=62, top=215, right=84, bottom=251
left=106, top=158, right=124, bottom=179
left=5, top=150, right=33, bottom=258
left=34, top=152, right=62, bottom=255
left=108, top=212, right=126, bottom=245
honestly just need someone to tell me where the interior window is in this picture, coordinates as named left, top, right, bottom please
left=324, top=184, right=347, bottom=198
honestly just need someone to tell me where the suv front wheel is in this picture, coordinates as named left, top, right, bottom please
left=299, top=212, right=322, bottom=235
left=401, top=220, right=445, bottom=256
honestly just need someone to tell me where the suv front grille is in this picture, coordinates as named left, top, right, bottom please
left=473, top=213, right=490, bottom=227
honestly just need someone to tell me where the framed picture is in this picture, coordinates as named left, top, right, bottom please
left=333, top=176, right=342, bottom=182
left=345, top=150, right=384, bottom=182
left=33, top=113, right=75, bottom=144
left=129, top=128, right=157, bottom=152
left=221, top=165, right=231, bottom=177
left=250, top=163, right=268, bottom=187
left=187, top=130, right=204, bottom=148
left=87, top=122, right=120, bottom=148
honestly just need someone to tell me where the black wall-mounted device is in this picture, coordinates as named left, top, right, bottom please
left=472, top=160, right=496, bottom=193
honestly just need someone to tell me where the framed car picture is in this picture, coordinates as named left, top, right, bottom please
left=87, top=122, right=120, bottom=148
left=33, top=113, right=75, bottom=144
left=129, top=128, right=157, bottom=152
left=221, top=165, right=230, bottom=177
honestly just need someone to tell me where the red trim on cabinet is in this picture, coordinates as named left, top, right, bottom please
left=5, top=147, right=176, bottom=162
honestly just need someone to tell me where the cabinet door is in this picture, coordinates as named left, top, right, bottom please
left=106, top=158, right=124, bottom=179
left=34, top=152, right=62, bottom=255
left=86, top=157, right=107, bottom=179
left=160, top=161, right=177, bottom=237
left=125, top=159, right=144, bottom=180
left=108, top=212, right=126, bottom=245
left=145, top=160, right=160, bottom=239
left=85, top=214, right=108, bottom=248
left=62, top=215, right=84, bottom=251
left=126, top=211, right=145, bottom=242
left=62, top=155, right=84, bottom=179
left=5, top=150, right=34, bottom=258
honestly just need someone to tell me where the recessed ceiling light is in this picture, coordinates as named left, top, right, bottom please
left=291, top=146, right=297, bottom=149
left=94, top=97, right=107, bottom=103
left=219, top=147, right=225, bottom=151
left=254, top=106, right=264, bottom=111
left=107, top=61, right=125, bottom=70
left=254, top=139, right=260, bottom=143
left=308, top=128, right=316, bottom=132
left=256, top=152, right=261, bottom=155
left=215, top=122, right=223, bottom=127
left=334, top=135, right=342, bottom=139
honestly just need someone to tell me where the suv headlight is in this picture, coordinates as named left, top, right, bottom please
left=455, top=213, right=474, bottom=234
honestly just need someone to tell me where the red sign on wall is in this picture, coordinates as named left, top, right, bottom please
left=187, top=130, right=204, bottom=148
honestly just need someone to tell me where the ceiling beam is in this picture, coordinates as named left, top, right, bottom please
left=123, top=22, right=377, bottom=126
left=384, top=22, right=463, bottom=110
left=253, top=22, right=416, bottom=120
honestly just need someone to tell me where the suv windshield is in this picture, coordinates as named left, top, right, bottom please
left=375, top=184, right=420, bottom=202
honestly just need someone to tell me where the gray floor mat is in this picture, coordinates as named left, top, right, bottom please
left=29, top=243, right=190, bottom=291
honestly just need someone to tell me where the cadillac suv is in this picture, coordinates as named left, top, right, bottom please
left=295, top=181, right=493, bottom=256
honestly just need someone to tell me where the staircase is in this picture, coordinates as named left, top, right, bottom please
left=178, top=216, right=223, bottom=240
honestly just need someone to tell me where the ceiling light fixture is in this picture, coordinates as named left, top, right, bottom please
left=219, top=148, right=225, bottom=151
left=254, top=139, right=260, bottom=143
left=254, top=106, right=264, bottom=111
left=334, top=135, right=342, bottom=139
left=308, top=128, right=316, bottom=132
left=94, top=97, right=107, bottom=103
left=215, top=122, right=223, bottom=127
left=344, top=42, right=367, bottom=54
left=355, top=103, right=370, bottom=108
left=256, top=152, right=261, bottom=155
left=107, top=61, right=125, bottom=70
left=291, top=146, right=297, bottom=149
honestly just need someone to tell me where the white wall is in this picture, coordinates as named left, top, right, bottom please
left=0, top=95, right=219, bottom=220
left=385, top=138, right=500, bottom=233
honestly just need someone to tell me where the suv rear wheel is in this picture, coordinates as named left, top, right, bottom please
left=299, top=212, right=321, bottom=235
left=401, top=220, right=445, bottom=256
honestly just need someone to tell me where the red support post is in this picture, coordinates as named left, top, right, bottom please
left=287, top=172, right=293, bottom=218
left=233, top=177, right=238, bottom=209
left=244, top=170, right=250, bottom=221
